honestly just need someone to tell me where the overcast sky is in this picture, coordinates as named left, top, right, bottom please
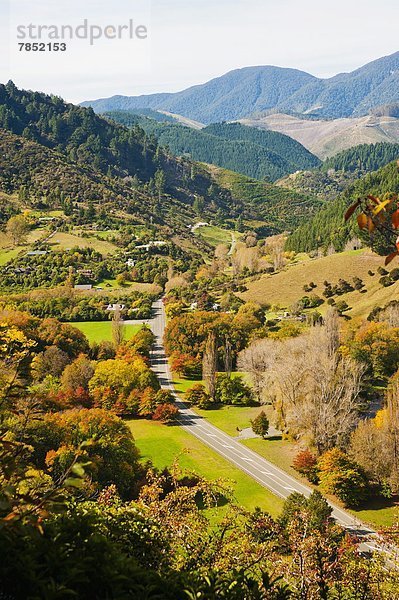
left=1, top=0, right=398, bottom=103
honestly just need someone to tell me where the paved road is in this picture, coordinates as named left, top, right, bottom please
left=149, top=299, right=390, bottom=555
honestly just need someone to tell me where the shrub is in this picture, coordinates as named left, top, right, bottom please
left=352, top=276, right=364, bottom=290
left=152, top=403, right=179, bottom=423
left=390, top=268, right=399, bottom=282
left=379, top=276, right=394, bottom=287
left=185, top=384, right=212, bottom=409
left=292, top=450, right=319, bottom=483
left=215, top=374, right=254, bottom=406
left=335, top=300, right=349, bottom=314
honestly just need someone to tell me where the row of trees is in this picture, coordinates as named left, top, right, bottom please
left=238, top=308, right=399, bottom=505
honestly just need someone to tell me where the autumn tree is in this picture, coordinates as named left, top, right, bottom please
left=37, top=318, right=90, bottom=358
left=317, top=448, right=369, bottom=507
left=152, top=403, right=179, bottom=423
left=6, top=214, right=30, bottom=245
left=185, top=384, right=212, bottom=409
left=89, top=356, right=159, bottom=414
left=31, top=345, right=69, bottom=380
left=170, top=352, right=202, bottom=378
left=124, top=326, right=155, bottom=359
left=202, top=331, right=217, bottom=401
left=61, top=353, right=94, bottom=393
left=239, top=321, right=365, bottom=452
left=0, top=323, right=36, bottom=405
left=43, top=408, right=142, bottom=497
left=349, top=320, right=399, bottom=380
left=112, top=306, right=125, bottom=349
left=292, top=450, right=319, bottom=484
left=350, top=369, right=399, bottom=494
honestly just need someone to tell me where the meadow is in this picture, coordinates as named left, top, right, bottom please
left=239, top=249, right=399, bottom=320
left=70, top=320, right=143, bottom=344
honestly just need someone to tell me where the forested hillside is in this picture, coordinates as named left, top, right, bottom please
left=83, top=51, right=399, bottom=121
left=0, top=81, right=322, bottom=238
left=322, top=142, right=399, bottom=174
left=205, top=165, right=322, bottom=233
left=286, top=161, right=399, bottom=253
left=104, top=112, right=319, bottom=181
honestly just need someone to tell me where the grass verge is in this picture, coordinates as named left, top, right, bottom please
left=128, top=418, right=284, bottom=516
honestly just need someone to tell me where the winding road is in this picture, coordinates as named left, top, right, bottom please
left=148, top=299, right=392, bottom=556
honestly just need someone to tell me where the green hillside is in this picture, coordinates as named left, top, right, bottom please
left=103, top=112, right=320, bottom=182
left=285, top=161, right=399, bottom=253
left=322, top=142, right=399, bottom=174
left=205, top=165, right=322, bottom=233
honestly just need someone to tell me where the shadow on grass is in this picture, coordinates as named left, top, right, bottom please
left=196, top=491, right=230, bottom=509
left=358, top=495, right=399, bottom=512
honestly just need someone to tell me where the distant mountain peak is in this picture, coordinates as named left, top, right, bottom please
left=81, top=51, right=399, bottom=123
left=82, top=52, right=399, bottom=124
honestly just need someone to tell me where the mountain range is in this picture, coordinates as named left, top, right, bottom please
left=82, top=52, right=399, bottom=123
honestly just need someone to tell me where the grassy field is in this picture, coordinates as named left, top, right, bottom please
left=128, top=418, right=284, bottom=516
left=0, top=248, right=21, bottom=266
left=99, top=278, right=162, bottom=294
left=193, top=405, right=266, bottom=437
left=172, top=374, right=203, bottom=394
left=194, top=225, right=233, bottom=247
left=239, top=249, right=399, bottom=320
left=0, top=228, right=46, bottom=265
left=48, top=231, right=117, bottom=255
left=69, top=321, right=143, bottom=344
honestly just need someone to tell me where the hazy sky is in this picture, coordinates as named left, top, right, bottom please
left=1, top=0, right=398, bottom=103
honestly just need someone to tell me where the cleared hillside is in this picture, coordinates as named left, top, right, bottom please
left=239, top=114, right=399, bottom=159
left=238, top=249, right=399, bottom=320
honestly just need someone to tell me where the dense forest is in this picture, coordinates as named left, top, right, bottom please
left=322, top=142, right=399, bottom=174
left=286, top=161, right=399, bottom=253
left=103, top=111, right=320, bottom=182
